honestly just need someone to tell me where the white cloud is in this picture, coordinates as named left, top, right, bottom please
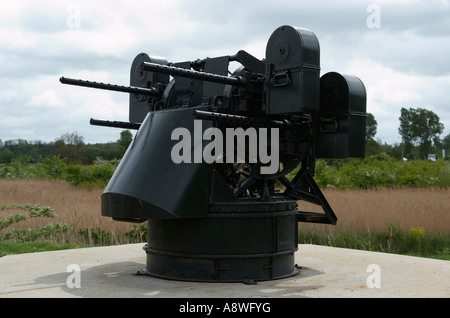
left=27, top=90, right=65, bottom=108
left=0, top=28, right=39, bottom=50
left=1, top=0, right=449, bottom=144
left=343, top=59, right=450, bottom=143
left=347, top=59, right=422, bottom=104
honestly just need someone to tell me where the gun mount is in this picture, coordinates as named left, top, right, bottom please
left=60, top=25, right=366, bottom=283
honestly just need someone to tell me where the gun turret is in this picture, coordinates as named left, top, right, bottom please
left=60, top=25, right=367, bottom=283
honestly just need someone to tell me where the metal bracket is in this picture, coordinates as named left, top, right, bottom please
left=279, top=164, right=337, bottom=225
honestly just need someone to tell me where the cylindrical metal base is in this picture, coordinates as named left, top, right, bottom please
left=142, top=206, right=299, bottom=283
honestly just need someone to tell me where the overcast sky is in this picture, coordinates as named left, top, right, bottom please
left=1, top=0, right=449, bottom=145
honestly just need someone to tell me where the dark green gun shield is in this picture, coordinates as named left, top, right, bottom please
left=102, top=107, right=212, bottom=221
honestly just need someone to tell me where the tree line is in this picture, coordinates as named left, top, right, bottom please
left=366, top=107, right=448, bottom=160
left=0, top=106, right=448, bottom=165
left=0, top=130, right=133, bottom=165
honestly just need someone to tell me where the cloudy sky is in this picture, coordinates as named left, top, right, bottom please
left=1, top=0, right=449, bottom=145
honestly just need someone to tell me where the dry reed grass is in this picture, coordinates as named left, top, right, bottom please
left=1, top=180, right=449, bottom=242
left=299, top=188, right=450, bottom=235
left=0, top=179, right=133, bottom=243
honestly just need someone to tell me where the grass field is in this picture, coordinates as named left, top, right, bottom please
left=0, top=179, right=449, bottom=259
left=297, top=187, right=449, bottom=259
left=298, top=187, right=450, bottom=234
left=0, top=179, right=134, bottom=246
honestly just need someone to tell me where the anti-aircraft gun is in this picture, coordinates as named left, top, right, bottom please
left=60, top=25, right=366, bottom=283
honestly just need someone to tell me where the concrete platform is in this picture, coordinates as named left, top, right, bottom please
left=0, top=243, right=448, bottom=298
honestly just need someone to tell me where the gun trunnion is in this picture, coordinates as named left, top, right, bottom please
left=60, top=25, right=367, bottom=283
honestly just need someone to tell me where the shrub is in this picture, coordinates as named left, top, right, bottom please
left=2, top=153, right=449, bottom=190
left=313, top=154, right=450, bottom=189
left=0, top=204, right=72, bottom=243
left=78, top=228, right=113, bottom=245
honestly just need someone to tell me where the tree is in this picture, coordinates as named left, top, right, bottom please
left=54, top=132, right=87, bottom=164
left=398, top=107, right=415, bottom=157
left=442, top=133, right=450, bottom=159
left=411, top=108, right=444, bottom=159
left=118, top=130, right=132, bottom=149
left=398, top=107, right=444, bottom=159
left=117, top=130, right=133, bottom=157
left=366, top=113, right=377, bottom=142
left=365, top=139, right=382, bottom=156
left=0, top=147, right=14, bottom=163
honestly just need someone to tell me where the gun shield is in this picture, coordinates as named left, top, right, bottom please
left=102, top=107, right=212, bottom=221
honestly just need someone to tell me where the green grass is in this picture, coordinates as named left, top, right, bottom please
left=1, top=226, right=448, bottom=261
left=298, top=227, right=450, bottom=261
left=0, top=241, right=92, bottom=258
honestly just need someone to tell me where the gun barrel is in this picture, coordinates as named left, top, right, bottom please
left=60, top=77, right=161, bottom=97
left=90, top=118, right=141, bottom=130
left=140, top=61, right=248, bottom=88
left=194, top=110, right=289, bottom=128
